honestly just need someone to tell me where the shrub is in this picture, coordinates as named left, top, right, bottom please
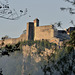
left=65, top=46, right=74, bottom=54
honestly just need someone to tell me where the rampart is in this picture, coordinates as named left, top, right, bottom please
left=34, top=25, right=55, bottom=40
left=0, top=34, right=26, bottom=46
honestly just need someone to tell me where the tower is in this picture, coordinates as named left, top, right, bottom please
left=34, top=18, right=39, bottom=27
left=34, top=18, right=39, bottom=40
left=26, top=22, right=34, bottom=40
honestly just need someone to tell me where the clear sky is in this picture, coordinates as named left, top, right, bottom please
left=0, top=0, right=74, bottom=39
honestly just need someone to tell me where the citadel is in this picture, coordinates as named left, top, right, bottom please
left=0, top=18, right=74, bottom=46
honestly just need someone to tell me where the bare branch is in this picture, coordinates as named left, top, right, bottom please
left=64, top=0, right=75, bottom=5
left=52, top=21, right=63, bottom=29
left=61, top=0, right=75, bottom=27
left=60, top=8, right=66, bottom=11
left=70, top=20, right=75, bottom=27
left=0, top=0, right=27, bottom=20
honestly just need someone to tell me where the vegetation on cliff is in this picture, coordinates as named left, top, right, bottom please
left=0, top=30, right=75, bottom=75
left=67, top=30, right=75, bottom=47
left=22, top=42, right=75, bottom=75
left=21, top=31, right=75, bottom=75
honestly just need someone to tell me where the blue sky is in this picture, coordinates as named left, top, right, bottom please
left=0, top=0, right=74, bottom=39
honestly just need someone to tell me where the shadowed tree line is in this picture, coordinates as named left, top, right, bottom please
left=40, top=1, right=75, bottom=73
left=40, top=31, right=75, bottom=75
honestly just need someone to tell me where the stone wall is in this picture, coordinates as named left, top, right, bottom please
left=19, top=34, right=26, bottom=42
left=34, top=25, right=55, bottom=41
left=4, top=39, right=13, bottom=45
left=0, top=34, right=26, bottom=46
left=0, top=40, right=2, bottom=45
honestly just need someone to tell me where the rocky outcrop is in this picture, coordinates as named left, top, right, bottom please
left=22, top=45, right=55, bottom=63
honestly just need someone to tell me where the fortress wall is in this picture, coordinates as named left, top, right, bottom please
left=19, top=34, right=26, bottom=41
left=8, top=34, right=26, bottom=44
left=12, top=38, right=19, bottom=44
left=4, top=39, right=13, bottom=45
left=4, top=38, right=20, bottom=45
left=0, top=34, right=26, bottom=46
left=0, top=40, right=2, bottom=45
left=34, top=25, right=55, bottom=40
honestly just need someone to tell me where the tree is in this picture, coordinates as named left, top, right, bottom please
left=68, top=30, right=75, bottom=47
left=1, top=35, right=10, bottom=45
left=1, top=35, right=10, bottom=41
left=53, top=21, right=63, bottom=29
left=0, top=0, right=27, bottom=20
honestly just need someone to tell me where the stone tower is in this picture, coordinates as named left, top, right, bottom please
left=26, top=22, right=34, bottom=40
left=34, top=18, right=39, bottom=27
left=34, top=18, right=39, bottom=40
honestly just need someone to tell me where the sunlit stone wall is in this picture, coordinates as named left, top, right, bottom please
left=0, top=34, right=26, bottom=45
left=34, top=25, right=55, bottom=41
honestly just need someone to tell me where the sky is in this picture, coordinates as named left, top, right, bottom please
left=0, top=0, right=75, bottom=39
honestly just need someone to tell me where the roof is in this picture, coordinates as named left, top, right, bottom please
left=58, top=30, right=67, bottom=33
left=67, top=27, right=75, bottom=32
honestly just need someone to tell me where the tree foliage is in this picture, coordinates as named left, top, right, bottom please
left=1, top=35, right=10, bottom=41
left=68, top=30, right=75, bottom=47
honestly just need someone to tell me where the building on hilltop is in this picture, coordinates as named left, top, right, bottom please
left=25, top=18, right=70, bottom=45
left=26, top=18, right=57, bottom=41
left=0, top=18, right=72, bottom=46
